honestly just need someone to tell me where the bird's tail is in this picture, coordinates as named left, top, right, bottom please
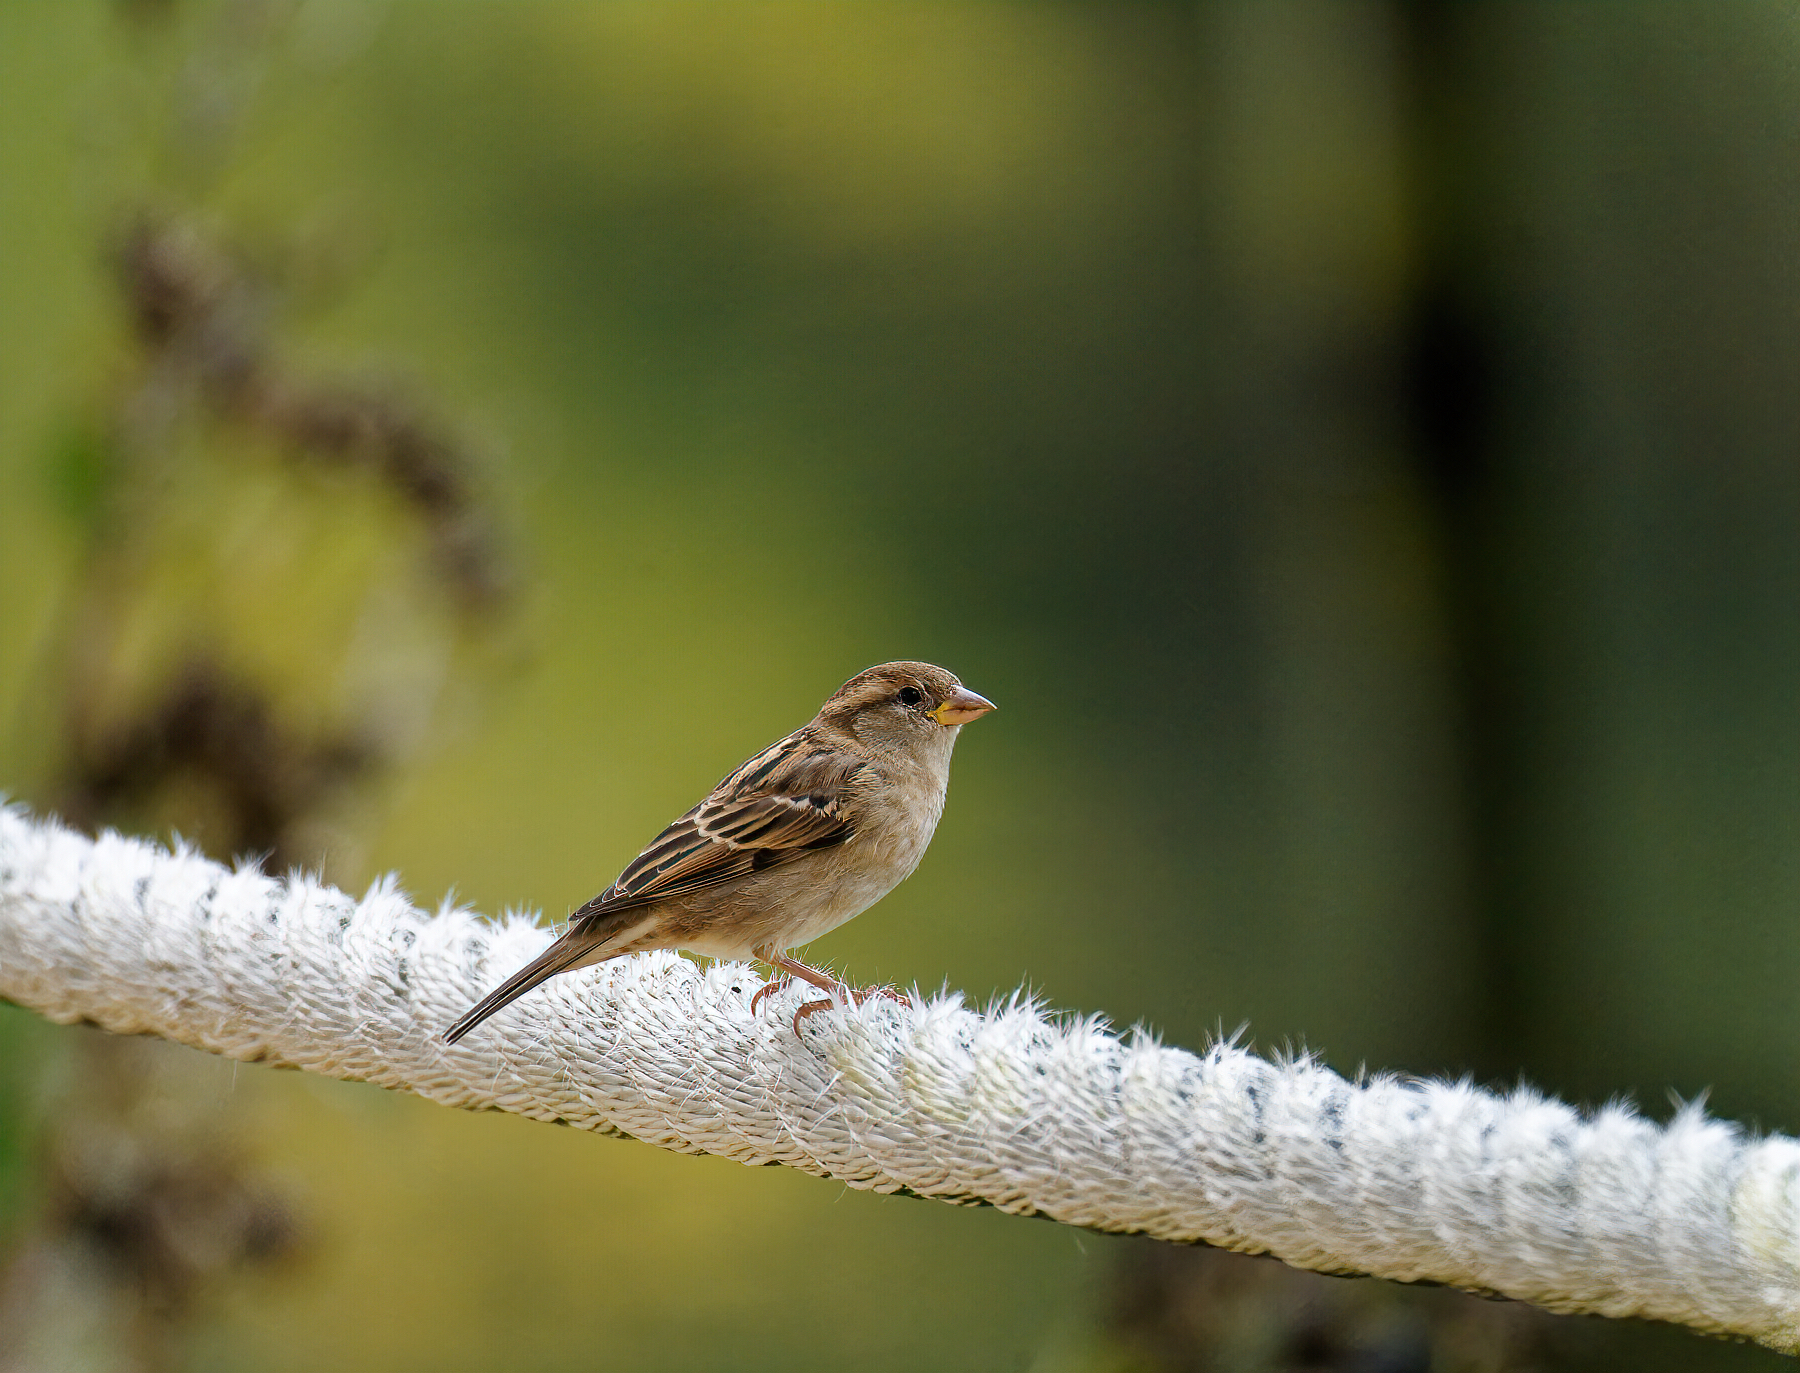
left=441, top=936, right=599, bottom=1044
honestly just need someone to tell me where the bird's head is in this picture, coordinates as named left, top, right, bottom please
left=817, top=661, right=995, bottom=754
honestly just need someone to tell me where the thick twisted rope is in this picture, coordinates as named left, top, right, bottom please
left=1, top=803, right=1796, bottom=1352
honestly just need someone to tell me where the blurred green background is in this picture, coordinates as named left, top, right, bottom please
left=1, top=3, right=1796, bottom=1370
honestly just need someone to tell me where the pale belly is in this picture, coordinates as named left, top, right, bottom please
left=663, top=808, right=939, bottom=962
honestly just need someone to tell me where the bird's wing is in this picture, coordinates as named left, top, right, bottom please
left=567, top=734, right=863, bottom=922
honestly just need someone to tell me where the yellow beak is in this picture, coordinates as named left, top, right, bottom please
left=931, top=686, right=997, bottom=726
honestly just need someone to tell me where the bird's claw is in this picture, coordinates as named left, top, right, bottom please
left=749, top=977, right=793, bottom=1017
left=789, top=983, right=911, bottom=1035
left=857, top=983, right=912, bottom=1008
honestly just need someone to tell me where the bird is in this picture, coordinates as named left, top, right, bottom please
left=441, top=661, right=995, bottom=1042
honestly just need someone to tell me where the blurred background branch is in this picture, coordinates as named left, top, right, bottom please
left=3, top=3, right=514, bottom=1369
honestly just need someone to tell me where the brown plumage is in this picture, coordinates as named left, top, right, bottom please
left=442, top=662, right=995, bottom=1042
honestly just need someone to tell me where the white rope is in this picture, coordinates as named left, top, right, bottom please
left=1, top=803, right=1796, bottom=1351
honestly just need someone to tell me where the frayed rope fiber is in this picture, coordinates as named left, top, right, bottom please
left=1, top=803, right=1798, bottom=1351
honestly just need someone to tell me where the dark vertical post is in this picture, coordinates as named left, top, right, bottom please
left=1392, top=0, right=1525, bottom=1079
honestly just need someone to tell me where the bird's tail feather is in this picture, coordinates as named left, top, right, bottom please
left=441, top=936, right=598, bottom=1044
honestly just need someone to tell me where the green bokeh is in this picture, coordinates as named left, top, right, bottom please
left=2, top=4, right=1796, bottom=1370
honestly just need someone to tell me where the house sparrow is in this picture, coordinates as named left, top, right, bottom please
left=442, top=662, right=995, bottom=1042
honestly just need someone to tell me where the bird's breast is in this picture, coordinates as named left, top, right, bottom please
left=770, top=770, right=945, bottom=947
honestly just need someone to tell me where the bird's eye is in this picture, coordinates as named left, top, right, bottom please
left=897, top=686, right=925, bottom=707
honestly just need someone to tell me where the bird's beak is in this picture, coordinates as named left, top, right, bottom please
left=932, top=687, right=996, bottom=726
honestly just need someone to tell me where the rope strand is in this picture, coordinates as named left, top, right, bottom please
left=1, top=803, right=1795, bottom=1351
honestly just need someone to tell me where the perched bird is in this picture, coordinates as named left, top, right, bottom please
left=442, top=661, right=995, bottom=1042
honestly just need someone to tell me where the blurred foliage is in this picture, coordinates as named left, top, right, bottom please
left=2, top=2, right=1797, bottom=1370
left=0, top=1033, right=304, bottom=1373
left=1099, top=1242, right=1589, bottom=1373
left=3, top=2, right=514, bottom=1365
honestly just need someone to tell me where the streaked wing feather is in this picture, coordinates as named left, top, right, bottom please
left=567, top=735, right=861, bottom=922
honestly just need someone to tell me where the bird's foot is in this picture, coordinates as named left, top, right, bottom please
left=790, top=983, right=912, bottom=1034
left=751, top=950, right=912, bottom=1034
left=749, top=977, right=793, bottom=1017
